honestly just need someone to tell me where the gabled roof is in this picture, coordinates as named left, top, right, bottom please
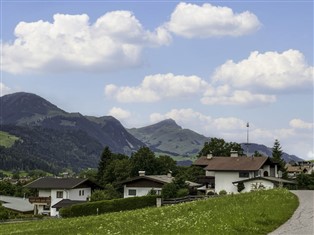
left=120, top=175, right=174, bottom=185
left=0, top=195, right=34, bottom=212
left=194, top=156, right=270, bottom=171
left=51, top=199, right=86, bottom=209
left=120, top=175, right=201, bottom=187
left=232, top=176, right=296, bottom=185
left=24, top=177, right=101, bottom=189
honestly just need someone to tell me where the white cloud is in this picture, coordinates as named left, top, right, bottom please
left=2, top=12, right=171, bottom=74
left=166, top=2, right=261, bottom=38
left=108, top=107, right=131, bottom=120
left=201, top=89, right=276, bottom=106
left=105, top=73, right=209, bottom=103
left=213, top=50, right=314, bottom=91
left=0, top=82, right=12, bottom=96
left=289, top=119, right=313, bottom=129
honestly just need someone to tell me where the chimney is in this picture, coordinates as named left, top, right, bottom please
left=206, top=153, right=213, bottom=159
left=167, top=171, right=172, bottom=178
left=138, top=171, right=145, bottom=176
left=230, top=150, right=238, bottom=157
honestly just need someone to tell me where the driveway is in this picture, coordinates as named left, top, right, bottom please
left=269, top=190, right=314, bottom=235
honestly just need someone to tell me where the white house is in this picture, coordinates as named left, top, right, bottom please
left=194, top=153, right=295, bottom=194
left=121, top=171, right=200, bottom=198
left=25, top=177, right=101, bottom=216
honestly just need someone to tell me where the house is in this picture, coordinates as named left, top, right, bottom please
left=25, top=177, right=101, bottom=216
left=193, top=152, right=295, bottom=194
left=0, top=195, right=34, bottom=214
left=121, top=171, right=200, bottom=198
left=286, top=161, right=314, bottom=178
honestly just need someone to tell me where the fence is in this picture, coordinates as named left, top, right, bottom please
left=160, top=195, right=214, bottom=206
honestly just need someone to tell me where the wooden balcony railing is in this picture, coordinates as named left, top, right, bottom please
left=29, top=196, right=51, bottom=204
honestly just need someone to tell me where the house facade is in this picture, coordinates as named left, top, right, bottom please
left=25, top=177, right=101, bottom=216
left=121, top=171, right=200, bottom=198
left=193, top=153, right=291, bottom=194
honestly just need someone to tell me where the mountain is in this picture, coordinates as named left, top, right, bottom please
left=0, top=92, right=303, bottom=172
left=128, top=119, right=209, bottom=156
left=241, top=143, right=304, bottom=162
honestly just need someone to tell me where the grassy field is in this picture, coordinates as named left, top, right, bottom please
left=0, top=131, right=19, bottom=148
left=0, top=189, right=298, bottom=235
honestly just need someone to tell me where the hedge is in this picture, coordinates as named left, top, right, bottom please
left=60, top=195, right=157, bottom=218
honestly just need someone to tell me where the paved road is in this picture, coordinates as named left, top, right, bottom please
left=269, top=190, right=314, bottom=235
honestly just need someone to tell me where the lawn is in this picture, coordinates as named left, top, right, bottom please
left=0, top=131, right=19, bottom=148
left=0, top=189, right=298, bottom=235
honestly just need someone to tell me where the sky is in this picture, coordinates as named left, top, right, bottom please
left=1, top=1, right=313, bottom=160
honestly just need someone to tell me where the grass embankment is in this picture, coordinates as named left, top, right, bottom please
left=0, top=189, right=298, bottom=235
left=0, top=131, right=19, bottom=148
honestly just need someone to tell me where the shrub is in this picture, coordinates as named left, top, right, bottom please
left=0, top=206, right=9, bottom=220
left=161, top=182, right=178, bottom=199
left=60, top=195, right=157, bottom=218
left=176, top=188, right=189, bottom=198
left=219, top=190, right=227, bottom=195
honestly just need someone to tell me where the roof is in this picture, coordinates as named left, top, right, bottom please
left=232, top=176, right=297, bottom=185
left=121, top=175, right=174, bottom=185
left=121, top=175, right=201, bottom=187
left=0, top=195, right=34, bottom=212
left=24, top=177, right=101, bottom=189
left=51, top=199, right=86, bottom=209
left=194, top=156, right=269, bottom=171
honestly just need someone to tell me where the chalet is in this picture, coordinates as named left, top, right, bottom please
left=25, top=177, right=101, bottom=216
left=194, top=152, right=295, bottom=194
left=121, top=171, right=200, bottom=198
left=286, top=161, right=314, bottom=178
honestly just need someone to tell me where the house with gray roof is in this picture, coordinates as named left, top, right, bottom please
left=0, top=195, right=34, bottom=214
left=194, top=152, right=295, bottom=194
left=25, top=177, right=102, bottom=216
left=121, top=171, right=200, bottom=198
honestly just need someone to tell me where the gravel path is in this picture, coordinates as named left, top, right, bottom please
left=269, top=190, right=314, bottom=235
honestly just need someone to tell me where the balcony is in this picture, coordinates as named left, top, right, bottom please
left=29, top=196, right=51, bottom=204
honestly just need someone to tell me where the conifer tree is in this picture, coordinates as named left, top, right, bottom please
left=97, top=146, right=113, bottom=185
left=272, top=139, right=287, bottom=178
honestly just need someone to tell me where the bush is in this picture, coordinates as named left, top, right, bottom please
left=219, top=190, right=227, bottom=196
left=0, top=206, right=9, bottom=220
left=161, top=182, right=178, bottom=199
left=176, top=188, right=189, bottom=197
left=60, top=195, right=157, bottom=218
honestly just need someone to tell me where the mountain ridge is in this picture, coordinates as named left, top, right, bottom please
left=0, top=92, right=303, bottom=172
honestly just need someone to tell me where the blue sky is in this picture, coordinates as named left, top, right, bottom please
left=1, top=1, right=313, bottom=159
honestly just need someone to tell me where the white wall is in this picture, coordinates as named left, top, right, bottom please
left=123, top=185, right=162, bottom=198
left=38, top=189, right=51, bottom=197
left=241, top=180, right=274, bottom=193
left=68, top=188, right=91, bottom=201
left=215, top=172, right=243, bottom=194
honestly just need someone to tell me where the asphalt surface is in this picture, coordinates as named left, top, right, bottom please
left=269, top=190, right=314, bottom=235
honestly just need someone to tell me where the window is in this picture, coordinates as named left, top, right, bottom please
left=128, top=189, right=136, bottom=196
left=157, top=190, right=162, bottom=195
left=56, top=191, right=63, bottom=198
left=239, top=172, right=249, bottom=178
left=43, top=205, right=50, bottom=210
left=82, top=190, right=84, bottom=196
left=79, top=190, right=85, bottom=196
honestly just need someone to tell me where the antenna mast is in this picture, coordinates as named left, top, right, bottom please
left=246, top=122, right=250, bottom=157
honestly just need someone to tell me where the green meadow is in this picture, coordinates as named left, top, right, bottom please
left=0, top=189, right=298, bottom=235
left=0, top=131, right=19, bottom=148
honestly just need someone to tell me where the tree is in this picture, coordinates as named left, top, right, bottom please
left=130, top=147, right=158, bottom=176
left=253, top=151, right=263, bottom=157
left=237, top=182, right=245, bottom=192
left=97, top=146, right=114, bottom=186
left=155, top=155, right=177, bottom=175
left=198, top=138, right=244, bottom=157
left=272, top=139, right=287, bottom=179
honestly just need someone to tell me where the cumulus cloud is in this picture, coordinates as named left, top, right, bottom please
left=2, top=12, right=171, bottom=74
left=201, top=49, right=313, bottom=106
left=166, top=2, right=261, bottom=38
left=108, top=107, right=131, bottom=120
left=289, top=119, right=313, bottom=129
left=105, top=73, right=209, bottom=102
left=213, top=50, right=314, bottom=91
left=0, top=82, right=12, bottom=96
